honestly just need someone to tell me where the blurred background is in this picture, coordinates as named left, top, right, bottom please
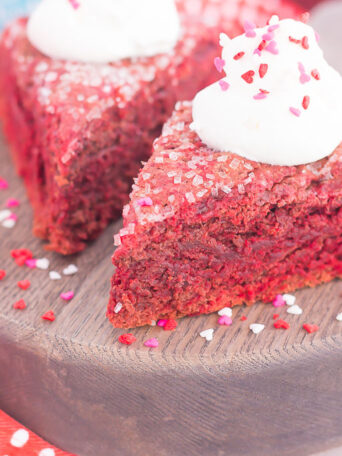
left=0, top=0, right=341, bottom=72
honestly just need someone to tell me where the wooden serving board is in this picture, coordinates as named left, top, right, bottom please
left=1, top=133, right=342, bottom=456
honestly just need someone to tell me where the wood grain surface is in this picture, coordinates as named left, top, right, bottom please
left=1, top=135, right=342, bottom=456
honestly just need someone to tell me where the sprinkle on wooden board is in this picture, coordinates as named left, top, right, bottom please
left=13, top=299, right=27, bottom=310
left=303, top=323, right=319, bottom=334
left=17, top=279, right=31, bottom=290
left=0, top=269, right=6, bottom=280
left=41, top=310, right=56, bottom=322
left=274, top=319, right=290, bottom=330
left=118, top=333, right=136, bottom=345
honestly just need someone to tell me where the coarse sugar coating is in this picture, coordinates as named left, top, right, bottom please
left=108, top=102, right=342, bottom=328
left=0, top=0, right=302, bottom=254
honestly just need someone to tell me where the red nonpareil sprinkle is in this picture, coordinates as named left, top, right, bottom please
left=259, top=63, right=268, bottom=79
left=41, top=310, right=55, bottom=322
left=240, top=315, right=247, bottom=321
left=273, top=313, right=280, bottom=320
left=6, top=198, right=19, bottom=208
left=302, top=36, right=309, bottom=50
left=0, top=177, right=8, bottom=189
left=289, top=36, right=301, bottom=44
left=164, top=319, right=177, bottom=331
left=302, top=95, right=310, bottom=110
left=289, top=107, right=301, bottom=117
left=219, top=80, right=230, bottom=91
left=214, top=57, right=225, bottom=73
left=118, top=333, right=136, bottom=345
left=311, top=69, right=320, bottom=80
left=303, top=323, right=319, bottom=334
left=274, top=319, right=290, bottom=330
left=234, top=52, right=245, bottom=60
left=17, top=280, right=30, bottom=290
left=241, top=70, right=255, bottom=84
left=11, top=248, right=33, bottom=266
left=0, top=269, right=6, bottom=280
left=13, top=299, right=26, bottom=310
left=258, top=40, right=267, bottom=51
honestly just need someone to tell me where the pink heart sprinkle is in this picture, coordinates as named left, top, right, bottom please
left=60, top=291, right=74, bottom=301
left=245, top=29, right=257, bottom=38
left=218, top=315, right=233, bottom=326
left=219, top=80, right=230, bottom=91
left=244, top=20, right=256, bottom=31
left=253, top=49, right=262, bottom=56
left=298, top=62, right=305, bottom=74
left=214, top=57, right=225, bottom=73
left=157, top=319, right=167, bottom=327
left=25, top=259, right=37, bottom=269
left=6, top=198, right=20, bottom=208
left=144, top=338, right=159, bottom=348
left=253, top=92, right=267, bottom=100
left=289, top=107, right=301, bottom=117
left=137, top=197, right=153, bottom=207
left=268, top=24, right=279, bottom=32
left=273, top=294, right=286, bottom=307
left=0, top=178, right=8, bottom=190
left=262, top=32, right=274, bottom=41
left=265, top=41, right=279, bottom=55
left=300, top=73, right=310, bottom=84
left=68, top=0, right=80, bottom=9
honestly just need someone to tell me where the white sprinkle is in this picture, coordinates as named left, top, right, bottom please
left=10, top=429, right=29, bottom=448
left=221, top=186, right=232, bottom=194
left=206, top=174, right=215, bottom=179
left=45, top=71, right=58, bottom=82
left=114, top=302, right=123, bottom=313
left=36, top=258, right=50, bottom=270
left=174, top=175, right=182, bottom=184
left=185, top=192, right=195, bottom=203
left=218, top=307, right=232, bottom=317
left=169, top=152, right=179, bottom=161
left=63, top=264, right=78, bottom=276
left=167, top=171, right=177, bottom=178
left=155, top=156, right=164, bottom=164
left=39, top=450, right=55, bottom=456
left=269, top=15, right=280, bottom=25
left=287, top=304, right=303, bottom=315
left=217, top=155, right=228, bottom=162
left=77, top=94, right=85, bottom=102
left=192, top=175, right=203, bottom=187
left=185, top=171, right=196, bottom=179
left=197, top=189, right=208, bottom=198
left=49, top=271, right=61, bottom=280
left=114, top=234, right=121, bottom=246
left=150, top=320, right=157, bottom=326
left=142, top=173, right=151, bottom=181
left=283, top=294, right=296, bottom=306
left=200, top=328, right=214, bottom=341
left=168, top=195, right=175, bottom=203
left=249, top=323, right=265, bottom=334
left=336, top=312, right=342, bottom=321
left=87, top=95, right=99, bottom=104
left=229, top=158, right=240, bottom=169
left=2, top=219, right=15, bottom=228
left=0, top=209, right=11, bottom=222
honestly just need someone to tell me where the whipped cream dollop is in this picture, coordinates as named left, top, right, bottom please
left=192, top=17, right=342, bottom=166
left=27, top=0, right=181, bottom=63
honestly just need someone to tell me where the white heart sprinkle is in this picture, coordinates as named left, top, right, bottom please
left=49, top=271, right=61, bottom=280
left=336, top=312, right=342, bottom=321
left=63, top=264, right=78, bottom=276
left=287, top=304, right=303, bottom=315
left=10, top=429, right=29, bottom=448
left=200, top=328, right=214, bottom=341
left=2, top=218, right=15, bottom=228
left=39, top=449, right=55, bottom=456
left=0, top=209, right=11, bottom=222
left=218, top=307, right=232, bottom=317
left=249, top=323, right=265, bottom=334
left=283, top=294, right=296, bottom=306
left=114, top=302, right=122, bottom=313
left=36, top=258, right=50, bottom=270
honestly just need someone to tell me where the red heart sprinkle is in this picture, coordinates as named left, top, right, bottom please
left=17, top=280, right=30, bottom=290
left=118, top=333, right=136, bottom=345
left=241, top=70, right=255, bottom=84
left=41, top=310, right=55, bottom=322
left=0, top=269, right=6, bottom=280
left=13, top=299, right=26, bottom=310
left=164, top=319, right=178, bottom=331
left=274, top=319, right=290, bottom=330
left=303, top=323, right=319, bottom=334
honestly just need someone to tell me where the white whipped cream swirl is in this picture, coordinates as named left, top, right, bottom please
left=27, top=0, right=181, bottom=63
left=192, top=17, right=342, bottom=166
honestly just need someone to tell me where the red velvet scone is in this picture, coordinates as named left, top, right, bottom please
left=107, top=101, right=342, bottom=328
left=0, top=0, right=302, bottom=254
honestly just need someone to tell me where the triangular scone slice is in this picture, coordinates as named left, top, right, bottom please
left=108, top=101, right=342, bottom=328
